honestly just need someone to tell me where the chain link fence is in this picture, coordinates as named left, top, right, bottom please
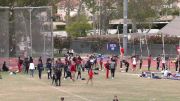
left=70, top=40, right=178, bottom=57
left=0, top=6, right=53, bottom=67
left=0, top=7, right=9, bottom=67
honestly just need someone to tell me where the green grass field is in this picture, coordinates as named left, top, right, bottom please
left=0, top=70, right=180, bottom=101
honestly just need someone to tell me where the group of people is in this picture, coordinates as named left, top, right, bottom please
left=119, top=54, right=180, bottom=72
left=1, top=53, right=180, bottom=82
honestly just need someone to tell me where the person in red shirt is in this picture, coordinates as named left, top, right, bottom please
left=70, top=61, right=76, bottom=82
left=120, top=47, right=124, bottom=59
left=87, top=68, right=93, bottom=85
left=104, top=60, right=110, bottom=79
left=18, top=57, right=23, bottom=72
left=147, top=55, right=152, bottom=71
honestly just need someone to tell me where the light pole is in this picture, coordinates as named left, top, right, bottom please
left=123, top=0, right=128, bottom=55
left=50, top=6, right=54, bottom=58
left=99, top=0, right=101, bottom=35
left=29, top=8, right=33, bottom=57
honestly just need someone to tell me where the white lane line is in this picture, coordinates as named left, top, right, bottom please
left=20, top=75, right=91, bottom=101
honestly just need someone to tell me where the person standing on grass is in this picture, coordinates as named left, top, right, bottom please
left=110, top=60, right=116, bottom=79
left=105, top=60, right=110, bottom=79
left=65, top=61, right=72, bottom=80
left=46, top=58, right=52, bottom=79
left=131, top=56, right=137, bottom=71
left=156, top=55, right=161, bottom=71
left=87, top=68, right=93, bottom=85
left=162, top=57, right=166, bottom=71
left=147, top=55, right=152, bottom=71
left=113, top=95, right=119, bottom=101
left=122, top=60, right=129, bottom=72
left=37, top=60, right=43, bottom=79
left=70, top=61, right=76, bottom=82
left=29, top=60, right=35, bottom=77
left=24, top=57, right=29, bottom=74
left=18, top=57, right=23, bottom=72
left=99, top=57, right=103, bottom=71
left=38, top=56, right=42, bottom=63
left=76, top=59, right=82, bottom=80
left=175, top=55, right=180, bottom=72
left=139, top=57, right=143, bottom=70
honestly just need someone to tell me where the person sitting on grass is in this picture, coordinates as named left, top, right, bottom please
left=163, top=68, right=172, bottom=79
left=2, top=61, right=9, bottom=72
left=139, top=72, right=147, bottom=78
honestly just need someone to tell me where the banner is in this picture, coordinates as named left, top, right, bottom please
left=107, top=43, right=118, bottom=51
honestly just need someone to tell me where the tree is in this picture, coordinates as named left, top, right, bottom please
left=0, top=0, right=59, bottom=56
left=0, top=0, right=60, bottom=6
left=66, top=15, right=92, bottom=37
